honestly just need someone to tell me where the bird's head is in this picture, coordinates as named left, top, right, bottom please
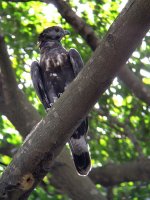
left=38, top=26, right=70, bottom=43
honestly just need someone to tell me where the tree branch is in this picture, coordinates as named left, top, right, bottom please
left=0, top=35, right=41, bottom=135
left=0, top=37, right=102, bottom=199
left=0, top=34, right=17, bottom=115
left=50, top=148, right=102, bottom=200
left=89, top=158, right=150, bottom=187
left=50, top=0, right=100, bottom=50
left=0, top=72, right=6, bottom=114
left=118, top=66, right=150, bottom=104
left=1, top=143, right=150, bottom=189
left=0, top=0, right=150, bottom=199
left=6, top=0, right=150, bottom=105
left=47, top=0, right=150, bottom=106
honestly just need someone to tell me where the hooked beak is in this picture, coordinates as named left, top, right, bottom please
left=64, top=30, right=70, bottom=36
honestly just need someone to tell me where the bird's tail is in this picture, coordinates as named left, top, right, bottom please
left=69, top=119, right=91, bottom=176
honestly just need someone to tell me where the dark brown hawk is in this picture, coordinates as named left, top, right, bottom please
left=31, top=26, right=91, bottom=175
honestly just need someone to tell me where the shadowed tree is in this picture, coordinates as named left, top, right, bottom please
left=0, top=0, right=150, bottom=199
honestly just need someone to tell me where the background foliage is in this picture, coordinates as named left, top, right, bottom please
left=0, top=0, right=150, bottom=199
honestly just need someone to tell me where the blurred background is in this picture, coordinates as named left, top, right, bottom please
left=0, top=0, right=150, bottom=199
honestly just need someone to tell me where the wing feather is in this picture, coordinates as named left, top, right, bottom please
left=68, top=48, right=84, bottom=77
left=30, top=61, right=50, bottom=109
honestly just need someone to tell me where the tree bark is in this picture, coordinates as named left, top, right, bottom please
left=89, top=158, right=150, bottom=186
left=51, top=148, right=101, bottom=200
left=0, top=37, right=103, bottom=200
left=48, top=0, right=150, bottom=106
left=6, top=0, right=150, bottom=105
left=0, top=35, right=41, bottom=135
left=0, top=0, right=150, bottom=199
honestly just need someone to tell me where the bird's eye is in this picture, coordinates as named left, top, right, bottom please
left=55, top=28, right=59, bottom=32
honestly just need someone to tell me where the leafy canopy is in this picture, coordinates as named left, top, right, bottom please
left=0, top=0, right=150, bottom=199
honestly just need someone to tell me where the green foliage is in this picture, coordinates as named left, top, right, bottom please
left=29, top=186, right=69, bottom=200
left=0, top=0, right=150, bottom=199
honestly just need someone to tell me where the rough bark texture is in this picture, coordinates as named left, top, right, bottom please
left=0, top=0, right=150, bottom=199
left=0, top=37, right=103, bottom=200
left=1, top=143, right=150, bottom=190
left=47, top=0, right=150, bottom=106
left=51, top=149, right=101, bottom=200
left=7, top=0, right=150, bottom=104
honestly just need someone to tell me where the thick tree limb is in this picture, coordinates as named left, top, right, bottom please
left=1, top=143, right=150, bottom=190
left=0, top=0, right=150, bottom=199
left=50, top=148, right=101, bottom=200
left=0, top=35, right=41, bottom=135
left=0, top=143, right=102, bottom=200
left=1, top=0, right=150, bottom=199
left=0, top=37, right=103, bottom=200
left=47, top=0, right=150, bottom=106
left=2, top=49, right=145, bottom=199
left=89, top=158, right=150, bottom=187
left=6, top=0, right=150, bottom=105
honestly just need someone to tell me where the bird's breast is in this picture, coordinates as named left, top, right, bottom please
left=41, top=52, right=68, bottom=72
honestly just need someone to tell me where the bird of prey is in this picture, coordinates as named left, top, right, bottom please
left=30, top=26, right=91, bottom=175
